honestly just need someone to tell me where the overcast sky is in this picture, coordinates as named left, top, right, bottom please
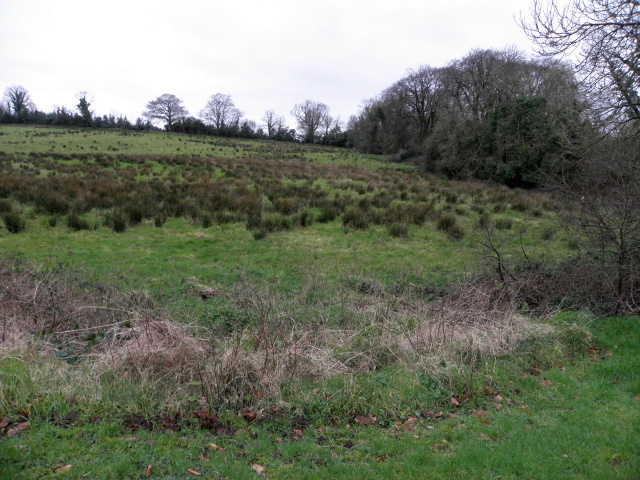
left=0, top=0, right=539, bottom=129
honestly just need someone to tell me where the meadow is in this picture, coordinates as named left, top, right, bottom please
left=0, top=125, right=637, bottom=479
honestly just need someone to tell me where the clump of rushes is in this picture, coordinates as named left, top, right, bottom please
left=436, top=213, right=465, bottom=240
left=2, top=210, right=26, bottom=233
left=387, top=222, right=409, bottom=238
left=342, top=207, right=370, bottom=230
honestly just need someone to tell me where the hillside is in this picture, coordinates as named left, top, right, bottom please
left=0, top=125, right=638, bottom=479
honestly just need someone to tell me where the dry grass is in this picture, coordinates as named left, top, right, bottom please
left=0, top=257, right=590, bottom=413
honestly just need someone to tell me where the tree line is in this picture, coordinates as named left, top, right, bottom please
left=0, top=86, right=348, bottom=146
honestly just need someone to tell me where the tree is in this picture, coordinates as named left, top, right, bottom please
left=396, top=66, right=443, bottom=143
left=76, top=92, right=93, bottom=127
left=3, top=85, right=33, bottom=122
left=521, top=0, right=640, bottom=126
left=143, top=94, right=188, bottom=130
left=262, top=110, right=286, bottom=138
left=291, top=100, right=329, bottom=143
left=200, top=94, right=242, bottom=132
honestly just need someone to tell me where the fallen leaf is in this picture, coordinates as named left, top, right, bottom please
left=482, top=420, right=492, bottom=425
left=123, top=437, right=140, bottom=442
left=54, top=465, right=72, bottom=473
left=187, top=468, right=201, bottom=476
left=479, top=433, right=491, bottom=441
left=252, top=464, right=265, bottom=474
left=15, top=421, right=29, bottom=431
left=450, top=396, right=460, bottom=407
left=207, top=443, right=219, bottom=451
left=290, top=428, right=304, bottom=440
left=192, top=409, right=209, bottom=420
left=0, top=417, right=10, bottom=429
left=541, top=380, right=553, bottom=387
left=254, top=392, right=263, bottom=399
left=145, top=465, right=152, bottom=477
left=634, top=395, right=640, bottom=402
left=198, top=454, right=209, bottom=461
left=432, top=443, right=441, bottom=452
left=6, top=429, right=18, bottom=437
left=276, top=437, right=283, bottom=444
left=493, top=395, right=503, bottom=403
left=238, top=407, right=257, bottom=423
left=354, top=414, right=378, bottom=426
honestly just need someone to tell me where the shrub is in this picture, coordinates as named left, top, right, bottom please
left=342, top=207, right=370, bottom=230
left=253, top=229, right=268, bottom=240
left=298, top=210, right=314, bottom=228
left=215, top=211, right=236, bottom=225
left=477, top=212, right=492, bottom=229
left=2, top=211, right=26, bottom=233
left=201, top=213, right=212, bottom=229
left=436, top=213, right=465, bottom=240
left=124, top=203, right=144, bottom=225
left=66, top=211, right=91, bottom=231
left=0, top=199, right=13, bottom=214
left=387, top=222, right=409, bottom=238
left=154, top=215, right=167, bottom=228
left=106, top=209, right=128, bottom=233
left=495, top=217, right=513, bottom=230
left=436, top=213, right=457, bottom=232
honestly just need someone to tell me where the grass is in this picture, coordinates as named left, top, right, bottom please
left=1, top=316, right=637, bottom=479
left=1, top=125, right=636, bottom=478
left=0, top=125, right=398, bottom=169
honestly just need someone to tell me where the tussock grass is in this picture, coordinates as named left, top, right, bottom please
left=1, top=258, right=591, bottom=421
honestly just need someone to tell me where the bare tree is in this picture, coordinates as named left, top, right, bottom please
left=396, top=66, right=444, bottom=142
left=291, top=100, right=329, bottom=143
left=521, top=0, right=640, bottom=126
left=3, top=85, right=34, bottom=122
left=143, top=94, right=188, bottom=130
left=262, top=109, right=286, bottom=138
left=200, top=94, right=242, bottom=131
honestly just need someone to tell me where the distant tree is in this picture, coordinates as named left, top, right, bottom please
left=143, top=94, right=188, bottom=130
left=291, top=100, right=329, bottom=143
left=51, top=106, right=74, bottom=126
left=262, top=109, right=286, bottom=138
left=76, top=92, right=93, bottom=127
left=521, top=0, right=640, bottom=126
left=3, top=85, right=34, bottom=122
left=200, top=93, right=242, bottom=132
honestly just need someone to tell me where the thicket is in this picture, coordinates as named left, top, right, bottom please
left=348, top=48, right=587, bottom=188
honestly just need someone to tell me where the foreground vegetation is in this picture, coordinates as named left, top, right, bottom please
left=1, top=125, right=638, bottom=478
left=1, top=312, right=637, bottom=479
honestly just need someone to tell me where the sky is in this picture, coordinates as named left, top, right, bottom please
left=0, top=0, right=540, bottom=129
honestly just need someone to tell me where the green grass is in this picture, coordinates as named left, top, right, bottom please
left=1, top=316, right=637, bottom=479
left=1, top=125, right=634, bottom=479
left=0, top=125, right=397, bottom=169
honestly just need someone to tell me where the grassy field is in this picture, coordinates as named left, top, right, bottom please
left=1, top=125, right=638, bottom=478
